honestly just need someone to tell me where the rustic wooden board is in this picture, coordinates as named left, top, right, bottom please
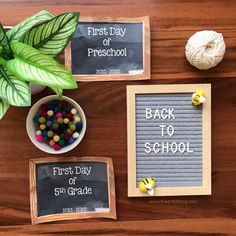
left=0, top=0, right=235, bottom=235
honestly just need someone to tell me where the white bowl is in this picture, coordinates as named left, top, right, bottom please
left=26, top=95, right=86, bottom=154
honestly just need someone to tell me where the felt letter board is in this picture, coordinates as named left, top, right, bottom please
left=29, top=157, right=116, bottom=224
left=65, top=16, right=150, bottom=81
left=127, top=84, right=211, bottom=197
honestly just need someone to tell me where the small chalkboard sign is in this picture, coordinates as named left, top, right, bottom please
left=65, top=16, right=150, bottom=81
left=127, top=84, right=211, bottom=197
left=29, top=157, right=116, bottom=224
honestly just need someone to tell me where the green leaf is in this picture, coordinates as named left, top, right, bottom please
left=21, top=12, right=79, bottom=57
left=6, top=42, right=77, bottom=89
left=51, top=87, right=63, bottom=97
left=7, top=10, right=54, bottom=42
left=0, top=24, right=13, bottom=59
left=0, top=65, right=31, bottom=106
left=0, top=98, right=9, bottom=119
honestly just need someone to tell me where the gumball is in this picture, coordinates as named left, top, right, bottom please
left=76, top=122, right=83, bottom=132
left=33, top=115, right=39, bottom=124
left=41, top=111, right=47, bottom=117
left=53, top=135, right=60, bottom=142
left=70, top=124, right=76, bottom=131
left=56, top=112, right=63, bottom=118
left=60, top=100, right=68, bottom=108
left=57, top=117, right=64, bottom=124
left=36, top=130, right=42, bottom=136
left=64, top=132, right=71, bottom=141
left=39, top=116, right=46, bottom=124
left=66, top=113, right=73, bottom=120
left=71, top=108, right=77, bottom=115
left=54, top=106, right=61, bottom=113
left=53, top=144, right=61, bottom=151
left=59, top=139, right=65, bottom=146
left=48, top=104, right=55, bottom=110
left=66, top=128, right=73, bottom=134
left=73, top=132, right=80, bottom=139
left=40, top=124, right=46, bottom=130
left=53, top=123, right=59, bottom=130
left=46, top=120, right=53, bottom=127
left=47, top=130, right=54, bottom=138
left=49, top=139, right=55, bottom=146
left=68, top=137, right=74, bottom=144
left=64, top=118, right=70, bottom=124
left=74, top=116, right=81, bottom=123
left=42, top=130, right=47, bottom=137
left=47, top=110, right=54, bottom=117
left=40, top=103, right=48, bottom=111
left=36, top=135, right=44, bottom=142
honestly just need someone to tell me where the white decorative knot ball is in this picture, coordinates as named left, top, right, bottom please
left=185, top=30, right=226, bottom=70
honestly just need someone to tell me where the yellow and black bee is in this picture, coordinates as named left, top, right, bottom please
left=139, top=178, right=156, bottom=196
left=192, top=90, right=206, bottom=106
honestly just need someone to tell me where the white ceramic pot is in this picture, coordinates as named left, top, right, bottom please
left=26, top=95, right=86, bottom=154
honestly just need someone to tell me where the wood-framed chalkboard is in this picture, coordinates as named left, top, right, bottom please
left=127, top=84, right=211, bottom=197
left=29, top=157, right=116, bottom=224
left=65, top=16, right=150, bottom=81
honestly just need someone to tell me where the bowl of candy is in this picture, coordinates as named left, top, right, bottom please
left=26, top=95, right=86, bottom=154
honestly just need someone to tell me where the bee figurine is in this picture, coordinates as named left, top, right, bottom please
left=192, top=90, right=206, bottom=106
left=139, top=178, right=156, bottom=196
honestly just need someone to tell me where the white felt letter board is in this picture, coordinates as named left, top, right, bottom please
left=127, top=84, right=211, bottom=197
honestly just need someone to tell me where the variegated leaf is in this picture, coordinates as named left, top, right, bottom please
left=7, top=10, right=54, bottom=42
left=0, top=24, right=13, bottom=59
left=0, top=65, right=31, bottom=106
left=6, top=42, right=77, bottom=89
left=0, top=98, right=9, bottom=120
left=21, top=12, right=79, bottom=57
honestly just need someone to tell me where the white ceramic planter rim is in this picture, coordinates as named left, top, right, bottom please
left=26, top=95, right=86, bottom=154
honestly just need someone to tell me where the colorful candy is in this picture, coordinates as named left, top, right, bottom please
left=53, top=135, right=60, bottom=142
left=36, top=135, right=44, bottom=142
left=34, top=99, right=83, bottom=151
left=56, top=112, right=63, bottom=118
left=36, top=130, right=42, bottom=136
left=47, top=110, right=54, bottom=116
left=66, top=113, right=73, bottom=120
left=72, top=132, right=80, bottom=139
left=47, top=130, right=54, bottom=138
left=53, top=144, right=61, bottom=151
left=39, top=117, right=46, bottom=124
left=70, top=124, right=76, bottom=131
left=71, top=108, right=77, bottom=115
left=64, top=118, right=70, bottom=124
left=40, top=124, right=46, bottom=130
left=74, top=116, right=81, bottom=123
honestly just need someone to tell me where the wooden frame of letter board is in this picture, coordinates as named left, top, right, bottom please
left=127, top=84, right=211, bottom=197
left=64, top=16, right=150, bottom=81
left=29, top=156, right=116, bottom=224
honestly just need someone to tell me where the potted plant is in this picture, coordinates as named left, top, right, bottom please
left=0, top=10, right=79, bottom=119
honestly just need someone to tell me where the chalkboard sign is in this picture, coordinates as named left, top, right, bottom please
left=30, top=157, right=116, bottom=224
left=127, top=84, right=211, bottom=197
left=65, top=16, right=150, bottom=81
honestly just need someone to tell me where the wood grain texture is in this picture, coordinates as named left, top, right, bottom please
left=0, top=0, right=235, bottom=235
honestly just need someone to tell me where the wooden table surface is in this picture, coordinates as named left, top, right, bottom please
left=0, top=0, right=235, bottom=235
